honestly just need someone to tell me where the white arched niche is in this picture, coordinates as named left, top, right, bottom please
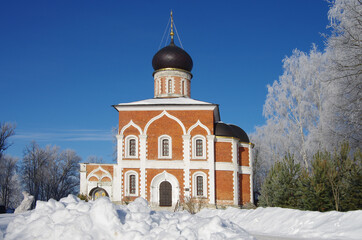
left=150, top=171, right=180, bottom=207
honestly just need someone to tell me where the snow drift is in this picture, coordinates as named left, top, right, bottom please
left=1, top=195, right=361, bottom=240
left=3, top=196, right=252, bottom=240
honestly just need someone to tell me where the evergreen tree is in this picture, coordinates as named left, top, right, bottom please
left=259, top=154, right=301, bottom=208
left=298, top=152, right=334, bottom=211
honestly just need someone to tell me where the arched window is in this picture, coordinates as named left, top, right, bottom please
left=168, top=79, right=172, bottom=93
left=125, top=170, right=138, bottom=196
left=192, top=172, right=207, bottom=198
left=181, top=80, right=185, bottom=95
left=125, top=136, right=138, bottom=158
left=196, top=176, right=203, bottom=196
left=129, top=139, right=136, bottom=156
left=129, top=174, right=136, bottom=194
left=196, top=139, right=203, bottom=157
left=158, top=135, right=172, bottom=159
left=192, top=135, right=206, bottom=159
left=162, top=139, right=169, bottom=156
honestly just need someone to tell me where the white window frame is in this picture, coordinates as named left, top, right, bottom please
left=158, top=135, right=172, bottom=159
left=192, top=135, right=206, bottom=159
left=166, top=78, right=173, bottom=94
left=125, top=135, right=138, bottom=158
left=192, top=171, right=207, bottom=198
left=124, top=170, right=139, bottom=196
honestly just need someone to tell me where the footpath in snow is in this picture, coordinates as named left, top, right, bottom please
left=0, top=195, right=361, bottom=240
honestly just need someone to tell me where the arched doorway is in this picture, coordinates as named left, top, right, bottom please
left=90, top=187, right=109, bottom=200
left=159, top=181, right=172, bottom=206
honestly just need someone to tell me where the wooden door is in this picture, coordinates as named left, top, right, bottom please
left=159, top=181, right=172, bottom=206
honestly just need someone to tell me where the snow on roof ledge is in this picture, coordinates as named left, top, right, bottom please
left=116, top=98, right=215, bottom=106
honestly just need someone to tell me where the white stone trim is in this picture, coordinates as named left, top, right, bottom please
left=115, top=105, right=217, bottom=111
left=144, top=110, right=186, bottom=135
left=139, top=134, right=147, bottom=198
left=120, top=120, right=142, bottom=136
left=215, top=137, right=234, bottom=143
left=191, top=135, right=207, bottom=159
left=116, top=135, right=123, bottom=164
left=207, top=135, right=215, bottom=204
left=79, top=163, right=87, bottom=195
left=87, top=166, right=113, bottom=182
left=238, top=166, right=252, bottom=174
left=192, top=171, right=207, bottom=198
left=124, top=135, right=139, bottom=158
left=249, top=144, right=254, bottom=203
left=215, top=162, right=236, bottom=171
left=150, top=171, right=180, bottom=207
left=154, top=70, right=192, bottom=80
left=158, top=135, right=172, bottom=159
left=182, top=135, right=191, bottom=197
left=124, top=170, right=139, bottom=196
left=187, top=120, right=211, bottom=135
left=232, top=139, right=239, bottom=205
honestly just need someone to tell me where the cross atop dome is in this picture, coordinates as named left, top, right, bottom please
left=152, top=11, right=193, bottom=98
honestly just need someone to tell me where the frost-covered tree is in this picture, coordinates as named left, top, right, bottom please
left=21, top=141, right=81, bottom=207
left=325, top=0, right=362, bottom=148
left=255, top=47, right=328, bottom=169
left=0, top=155, right=22, bottom=208
left=0, top=122, right=15, bottom=159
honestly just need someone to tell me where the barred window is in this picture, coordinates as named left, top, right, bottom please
left=162, top=139, right=169, bottom=156
left=196, top=176, right=203, bottom=196
left=129, top=175, right=136, bottom=194
left=196, top=139, right=203, bottom=157
left=129, top=139, right=136, bottom=156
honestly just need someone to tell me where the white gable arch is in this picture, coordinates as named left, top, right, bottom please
left=87, top=166, right=113, bottom=182
left=187, top=120, right=211, bottom=135
left=120, top=120, right=142, bottom=135
left=144, top=110, right=186, bottom=135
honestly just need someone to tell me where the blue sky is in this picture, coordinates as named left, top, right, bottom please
left=1, top=0, right=330, bottom=163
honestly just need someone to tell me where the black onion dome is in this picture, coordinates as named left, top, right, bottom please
left=229, top=124, right=250, bottom=143
left=152, top=42, right=193, bottom=72
left=215, top=122, right=235, bottom=138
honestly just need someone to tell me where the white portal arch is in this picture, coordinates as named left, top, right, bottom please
left=150, top=171, right=180, bottom=206
left=144, top=110, right=186, bottom=135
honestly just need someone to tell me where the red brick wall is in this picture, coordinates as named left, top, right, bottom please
left=215, top=170, right=233, bottom=201
left=147, top=116, right=183, bottom=159
left=239, top=173, right=251, bottom=204
left=215, top=142, right=232, bottom=162
left=119, top=110, right=214, bottom=136
left=239, top=147, right=249, bottom=166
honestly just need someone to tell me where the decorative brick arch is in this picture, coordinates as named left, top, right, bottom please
left=187, top=120, right=211, bottom=135
left=87, top=166, right=113, bottom=182
left=144, top=110, right=186, bottom=135
left=120, top=120, right=142, bottom=135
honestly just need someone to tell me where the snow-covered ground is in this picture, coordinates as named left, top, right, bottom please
left=0, top=196, right=361, bottom=240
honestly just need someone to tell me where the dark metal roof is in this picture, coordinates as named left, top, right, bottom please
left=229, top=124, right=250, bottom=143
left=215, top=122, right=250, bottom=143
left=152, top=42, right=193, bottom=72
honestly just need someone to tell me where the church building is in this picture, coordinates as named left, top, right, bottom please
left=79, top=16, right=253, bottom=207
